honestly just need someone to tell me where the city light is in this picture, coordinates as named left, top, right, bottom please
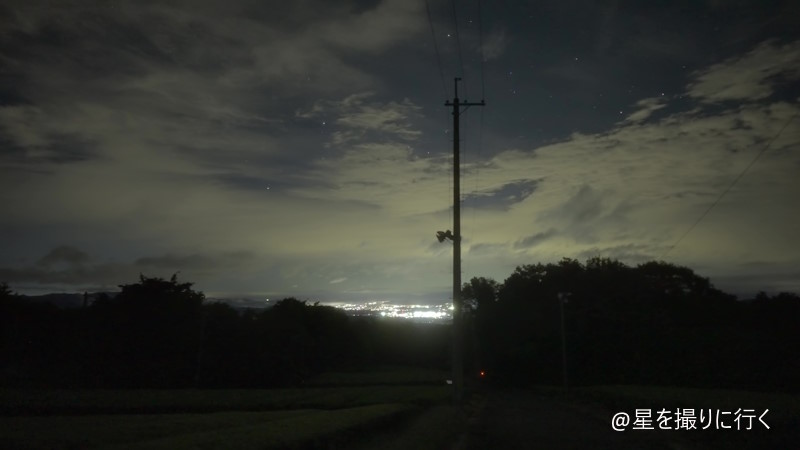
left=331, top=301, right=453, bottom=322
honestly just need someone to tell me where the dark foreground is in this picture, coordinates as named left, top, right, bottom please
left=455, top=387, right=797, bottom=450
left=458, top=389, right=681, bottom=450
left=1, top=384, right=796, bottom=449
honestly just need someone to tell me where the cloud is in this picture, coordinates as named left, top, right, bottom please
left=623, top=97, right=669, bottom=124
left=480, top=28, right=509, bottom=61
left=0, top=0, right=427, bottom=176
left=287, top=36, right=800, bottom=284
left=316, top=0, right=424, bottom=53
left=451, top=42, right=799, bottom=273
left=1, top=2, right=798, bottom=302
left=135, top=252, right=254, bottom=271
left=36, top=245, right=90, bottom=267
left=299, top=93, right=423, bottom=146
left=292, top=140, right=450, bottom=217
left=708, top=267, right=800, bottom=296
left=576, top=243, right=655, bottom=265
left=336, top=99, right=422, bottom=141
left=329, top=277, right=347, bottom=284
left=688, top=40, right=800, bottom=103
left=464, top=180, right=539, bottom=211
left=468, top=243, right=508, bottom=256
left=514, top=229, right=557, bottom=250
left=553, top=185, right=605, bottom=224
left=0, top=264, right=128, bottom=292
left=2, top=247, right=257, bottom=291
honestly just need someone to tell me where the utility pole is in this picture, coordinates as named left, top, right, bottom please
left=441, top=77, right=484, bottom=403
left=558, top=292, right=569, bottom=389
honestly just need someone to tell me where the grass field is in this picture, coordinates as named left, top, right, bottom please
left=549, top=385, right=800, bottom=450
left=0, top=405, right=415, bottom=450
left=0, top=368, right=458, bottom=450
left=573, top=385, right=800, bottom=427
left=0, top=384, right=449, bottom=415
left=11, top=370, right=793, bottom=450
left=304, top=365, right=449, bottom=386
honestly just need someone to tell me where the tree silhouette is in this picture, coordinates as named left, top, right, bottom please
left=1, top=263, right=797, bottom=392
left=465, top=258, right=800, bottom=389
left=462, top=277, right=499, bottom=311
left=0, top=281, right=13, bottom=299
left=89, top=273, right=204, bottom=387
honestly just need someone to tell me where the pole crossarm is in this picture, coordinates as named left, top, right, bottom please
left=445, top=100, right=486, bottom=108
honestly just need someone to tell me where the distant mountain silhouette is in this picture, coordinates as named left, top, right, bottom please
left=18, top=292, right=119, bottom=308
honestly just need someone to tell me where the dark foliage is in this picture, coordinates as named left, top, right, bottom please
left=0, top=276, right=449, bottom=389
left=2, top=259, right=798, bottom=391
left=466, top=258, right=800, bottom=392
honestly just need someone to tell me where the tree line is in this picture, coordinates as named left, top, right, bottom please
left=0, top=276, right=449, bottom=388
left=2, top=257, right=798, bottom=391
left=462, top=258, right=800, bottom=392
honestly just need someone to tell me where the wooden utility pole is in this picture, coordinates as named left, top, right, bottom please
left=444, top=77, right=484, bottom=403
left=558, top=292, right=569, bottom=389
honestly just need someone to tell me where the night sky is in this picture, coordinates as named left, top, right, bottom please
left=1, top=0, right=799, bottom=302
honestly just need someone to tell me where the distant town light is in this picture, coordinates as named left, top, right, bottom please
left=331, top=301, right=453, bottom=322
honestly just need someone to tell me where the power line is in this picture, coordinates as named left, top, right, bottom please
left=472, top=0, right=487, bottom=247
left=424, top=0, right=455, bottom=225
left=450, top=0, right=467, bottom=95
left=466, top=103, right=485, bottom=267
left=425, top=0, right=449, bottom=100
left=478, top=0, right=485, bottom=100
left=477, top=107, right=484, bottom=193
left=660, top=112, right=798, bottom=260
left=471, top=0, right=488, bottom=266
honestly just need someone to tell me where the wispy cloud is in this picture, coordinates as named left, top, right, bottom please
left=480, top=28, right=509, bottom=61
left=688, top=40, right=800, bottom=103
left=1, top=247, right=258, bottom=291
left=299, top=93, right=423, bottom=145
left=36, top=245, right=91, bottom=267
left=514, top=229, right=558, bottom=250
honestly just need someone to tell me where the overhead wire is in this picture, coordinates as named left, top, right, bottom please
left=432, top=1, right=794, bottom=269
left=425, top=0, right=449, bottom=100
left=466, top=0, right=487, bottom=274
left=472, top=0, right=486, bottom=255
left=425, top=0, right=490, bottom=275
left=477, top=0, right=486, bottom=190
left=465, top=105, right=485, bottom=271
left=424, top=0, right=454, bottom=231
left=450, top=0, right=467, bottom=99
left=478, top=0, right=485, bottom=101
left=659, top=111, right=799, bottom=260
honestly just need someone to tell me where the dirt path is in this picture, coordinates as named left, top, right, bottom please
left=455, top=389, right=694, bottom=450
